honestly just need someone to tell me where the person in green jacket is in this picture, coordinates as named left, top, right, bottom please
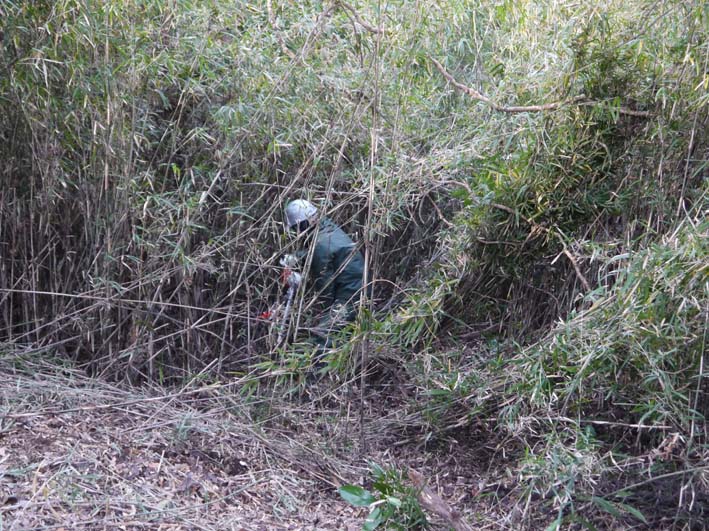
left=283, top=199, right=365, bottom=347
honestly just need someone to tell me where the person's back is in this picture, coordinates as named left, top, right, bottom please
left=310, top=217, right=365, bottom=308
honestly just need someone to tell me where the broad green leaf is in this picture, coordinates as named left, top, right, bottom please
left=386, top=496, right=402, bottom=508
left=591, top=496, right=623, bottom=519
left=339, top=485, right=376, bottom=507
left=363, top=506, right=383, bottom=531
left=618, top=502, right=648, bottom=524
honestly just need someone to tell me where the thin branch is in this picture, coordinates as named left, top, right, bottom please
left=427, top=194, right=455, bottom=228
left=267, top=0, right=297, bottom=60
left=577, top=100, right=653, bottom=117
left=359, top=0, right=385, bottom=459
left=336, top=1, right=383, bottom=34
left=430, top=57, right=651, bottom=117
left=607, top=465, right=709, bottom=498
left=562, top=247, right=592, bottom=292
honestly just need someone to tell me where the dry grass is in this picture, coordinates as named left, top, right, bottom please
left=0, top=349, right=511, bottom=530
left=0, top=350, right=362, bottom=530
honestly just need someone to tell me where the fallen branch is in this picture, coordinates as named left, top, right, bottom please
left=430, top=57, right=651, bottom=117
left=408, top=469, right=473, bottom=531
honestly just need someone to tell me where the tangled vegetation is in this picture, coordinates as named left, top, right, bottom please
left=1, top=0, right=707, bottom=528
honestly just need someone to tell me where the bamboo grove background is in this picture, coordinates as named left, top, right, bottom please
left=1, top=0, right=708, bottom=526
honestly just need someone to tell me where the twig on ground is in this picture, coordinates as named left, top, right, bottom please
left=408, top=468, right=474, bottom=531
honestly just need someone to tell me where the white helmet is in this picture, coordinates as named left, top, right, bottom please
left=284, top=199, right=318, bottom=229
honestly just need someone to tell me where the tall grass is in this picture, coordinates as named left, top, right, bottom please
left=0, top=0, right=453, bottom=379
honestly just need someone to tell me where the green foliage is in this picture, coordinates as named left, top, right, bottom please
left=512, top=221, right=708, bottom=427
left=385, top=276, right=454, bottom=350
left=588, top=495, right=648, bottom=526
left=1, top=0, right=708, bottom=525
left=518, top=427, right=603, bottom=523
left=339, top=464, right=428, bottom=531
left=429, top=0, right=709, bottom=337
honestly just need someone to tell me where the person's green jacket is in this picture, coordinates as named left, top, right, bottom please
left=306, top=217, right=365, bottom=308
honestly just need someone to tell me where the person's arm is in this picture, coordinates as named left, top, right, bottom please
left=312, top=242, right=337, bottom=305
left=279, top=254, right=302, bottom=289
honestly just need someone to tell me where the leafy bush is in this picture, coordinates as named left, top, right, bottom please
left=339, top=464, right=428, bottom=531
left=511, top=220, right=707, bottom=428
